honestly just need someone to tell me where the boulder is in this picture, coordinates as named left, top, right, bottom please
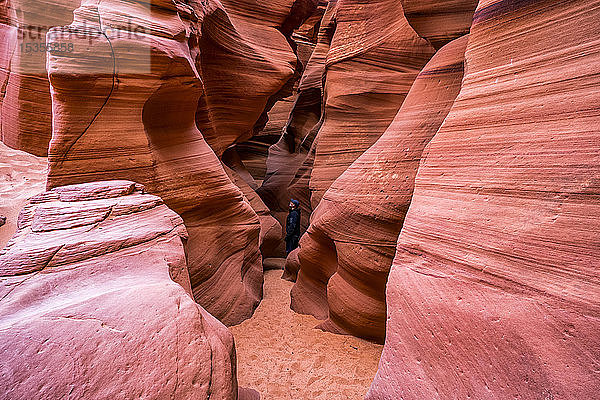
left=0, top=180, right=239, bottom=399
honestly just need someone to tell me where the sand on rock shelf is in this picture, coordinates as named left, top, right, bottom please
left=0, top=141, right=47, bottom=248
left=231, top=269, right=382, bottom=400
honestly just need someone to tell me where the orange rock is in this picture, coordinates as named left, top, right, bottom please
left=0, top=181, right=239, bottom=399
left=223, top=149, right=283, bottom=258
left=369, top=1, right=600, bottom=397
left=291, top=36, right=469, bottom=342
left=196, top=0, right=318, bottom=157
left=45, top=1, right=263, bottom=325
left=401, top=0, right=478, bottom=49
left=0, top=0, right=80, bottom=156
left=257, top=1, right=335, bottom=233
left=308, top=0, right=436, bottom=207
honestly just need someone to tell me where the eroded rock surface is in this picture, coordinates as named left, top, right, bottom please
left=307, top=0, right=435, bottom=207
left=196, top=0, right=318, bottom=157
left=290, top=36, right=469, bottom=342
left=3, top=0, right=318, bottom=324
left=0, top=0, right=81, bottom=156
left=45, top=0, right=263, bottom=325
left=257, top=1, right=334, bottom=233
left=368, top=0, right=600, bottom=398
left=400, top=0, right=478, bottom=49
left=0, top=180, right=239, bottom=399
left=0, top=141, right=47, bottom=248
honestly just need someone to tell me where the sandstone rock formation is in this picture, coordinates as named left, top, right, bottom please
left=233, top=1, right=326, bottom=184
left=196, top=0, right=318, bottom=157
left=2, top=0, right=318, bottom=325
left=368, top=0, right=600, bottom=398
left=45, top=0, right=264, bottom=325
left=401, top=0, right=478, bottom=49
left=0, top=140, right=47, bottom=248
left=222, top=150, right=283, bottom=258
left=0, top=180, right=239, bottom=399
left=307, top=0, right=436, bottom=207
left=290, top=36, right=469, bottom=342
left=257, top=1, right=334, bottom=232
left=0, top=0, right=80, bottom=156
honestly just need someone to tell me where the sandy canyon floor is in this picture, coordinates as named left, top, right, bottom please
left=231, top=270, right=383, bottom=400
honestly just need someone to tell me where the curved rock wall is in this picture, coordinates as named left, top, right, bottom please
left=45, top=0, right=263, bottom=325
left=0, top=181, right=238, bottom=399
left=369, top=0, right=600, bottom=397
left=257, top=0, right=335, bottom=232
left=290, top=36, right=469, bottom=342
left=0, top=0, right=81, bottom=156
left=307, top=0, right=436, bottom=207
left=195, top=0, right=318, bottom=157
left=400, top=0, right=478, bottom=49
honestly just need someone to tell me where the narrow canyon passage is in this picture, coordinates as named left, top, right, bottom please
left=231, top=268, right=383, bottom=400
left=2, top=0, right=599, bottom=398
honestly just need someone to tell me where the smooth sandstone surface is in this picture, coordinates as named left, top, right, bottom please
left=308, top=0, right=435, bottom=207
left=196, top=0, right=318, bottom=157
left=0, top=181, right=239, bottom=399
left=257, top=1, right=334, bottom=233
left=400, top=0, right=478, bottom=49
left=45, top=0, right=263, bottom=325
left=369, top=1, right=600, bottom=398
left=222, top=155, right=283, bottom=258
left=291, top=36, right=469, bottom=342
left=0, top=0, right=81, bottom=156
left=234, top=5, right=325, bottom=183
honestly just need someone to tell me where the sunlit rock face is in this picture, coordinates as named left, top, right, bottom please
left=0, top=181, right=239, bottom=399
left=0, top=0, right=81, bottom=156
left=307, top=0, right=436, bottom=207
left=44, top=0, right=265, bottom=325
left=290, top=36, right=469, bottom=343
left=368, top=0, right=600, bottom=398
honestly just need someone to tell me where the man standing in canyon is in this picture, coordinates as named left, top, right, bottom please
left=285, top=199, right=301, bottom=255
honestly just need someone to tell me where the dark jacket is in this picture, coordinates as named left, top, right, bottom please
left=285, top=209, right=301, bottom=241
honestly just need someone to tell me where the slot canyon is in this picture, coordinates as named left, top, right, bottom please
left=1, top=0, right=598, bottom=399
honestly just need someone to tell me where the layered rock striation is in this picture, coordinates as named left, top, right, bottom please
left=0, top=0, right=81, bottom=156
left=196, top=0, right=318, bottom=157
left=257, top=0, right=335, bottom=232
left=45, top=0, right=263, bottom=325
left=0, top=181, right=239, bottom=399
left=290, top=36, right=469, bottom=342
left=307, top=0, right=436, bottom=206
left=369, top=0, right=600, bottom=397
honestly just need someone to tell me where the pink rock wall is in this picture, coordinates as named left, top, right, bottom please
left=0, top=181, right=239, bottom=399
left=290, top=36, right=469, bottom=342
left=368, top=0, right=600, bottom=397
left=45, top=0, right=263, bottom=325
left=307, top=0, right=435, bottom=207
left=257, top=1, right=335, bottom=232
left=0, top=0, right=80, bottom=156
left=196, top=0, right=318, bottom=157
